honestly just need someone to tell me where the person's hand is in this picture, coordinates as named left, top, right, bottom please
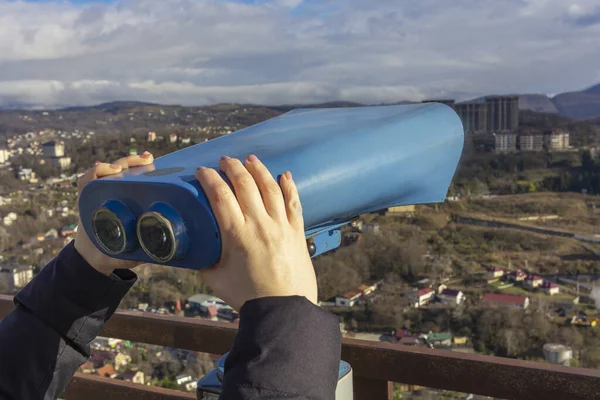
left=195, top=154, right=317, bottom=310
left=74, top=152, right=154, bottom=276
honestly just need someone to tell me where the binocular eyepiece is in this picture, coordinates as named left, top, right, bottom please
left=92, top=200, right=188, bottom=263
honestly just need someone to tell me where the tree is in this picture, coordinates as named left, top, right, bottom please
left=158, top=376, right=177, bottom=389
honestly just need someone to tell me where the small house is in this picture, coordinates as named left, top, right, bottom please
left=114, top=353, right=131, bottom=368
left=335, top=281, right=382, bottom=308
left=507, top=269, right=527, bottom=282
left=427, top=332, right=453, bottom=347
left=335, top=290, right=362, bottom=308
left=525, top=274, right=544, bottom=288
left=117, top=370, right=145, bottom=385
left=438, top=289, right=465, bottom=305
left=541, top=281, right=560, bottom=295
left=487, top=267, right=504, bottom=280
left=175, top=374, right=193, bottom=386
left=410, top=288, right=435, bottom=308
left=0, top=265, right=34, bottom=290
left=453, top=336, right=468, bottom=345
left=45, top=228, right=58, bottom=239
left=60, top=224, right=77, bottom=237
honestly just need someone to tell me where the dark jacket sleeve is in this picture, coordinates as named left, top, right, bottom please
left=0, top=241, right=136, bottom=400
left=222, top=296, right=342, bottom=400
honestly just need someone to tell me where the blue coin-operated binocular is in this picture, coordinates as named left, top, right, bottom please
left=79, top=103, right=464, bottom=269
left=196, top=353, right=353, bottom=399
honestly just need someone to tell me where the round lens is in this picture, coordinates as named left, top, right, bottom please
left=137, top=213, right=175, bottom=262
left=92, top=208, right=126, bottom=254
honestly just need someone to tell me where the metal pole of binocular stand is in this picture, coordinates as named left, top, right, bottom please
left=196, top=353, right=354, bottom=399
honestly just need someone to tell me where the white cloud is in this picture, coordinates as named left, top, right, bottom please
left=0, top=0, right=599, bottom=107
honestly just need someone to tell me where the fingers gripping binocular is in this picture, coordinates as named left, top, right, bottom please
left=79, top=104, right=464, bottom=269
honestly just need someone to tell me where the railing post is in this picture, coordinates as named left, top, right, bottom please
left=353, top=377, right=392, bottom=400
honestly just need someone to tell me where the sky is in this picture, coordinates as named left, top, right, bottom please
left=0, top=0, right=599, bottom=107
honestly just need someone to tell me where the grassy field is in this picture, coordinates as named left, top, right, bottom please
left=434, top=192, right=600, bottom=275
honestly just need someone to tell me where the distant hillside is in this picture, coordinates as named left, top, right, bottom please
left=0, top=103, right=282, bottom=137
left=267, top=101, right=365, bottom=113
left=584, top=83, right=600, bottom=94
left=519, top=83, right=600, bottom=120
left=518, top=94, right=558, bottom=114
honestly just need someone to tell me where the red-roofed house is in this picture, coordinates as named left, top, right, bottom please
left=525, top=274, right=544, bottom=288
left=438, top=289, right=465, bottom=305
left=541, top=281, right=560, bottom=295
left=487, top=267, right=504, bottom=280
left=481, top=293, right=529, bottom=309
left=410, top=288, right=435, bottom=308
left=335, top=281, right=383, bottom=307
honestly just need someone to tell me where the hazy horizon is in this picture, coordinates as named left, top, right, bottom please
left=1, top=0, right=599, bottom=107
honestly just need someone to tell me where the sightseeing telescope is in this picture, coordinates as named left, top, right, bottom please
left=79, top=103, right=464, bottom=269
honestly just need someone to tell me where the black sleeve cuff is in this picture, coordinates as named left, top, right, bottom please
left=223, top=296, right=342, bottom=399
left=14, top=241, right=137, bottom=346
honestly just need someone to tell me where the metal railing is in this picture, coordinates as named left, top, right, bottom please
left=1, top=294, right=599, bottom=399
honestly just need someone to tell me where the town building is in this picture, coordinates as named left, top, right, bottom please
left=386, top=205, right=417, bottom=216
left=426, top=332, right=453, bottom=347
left=507, top=269, right=527, bottom=282
left=410, top=288, right=435, bottom=308
left=0, top=149, right=9, bottom=163
left=541, top=281, right=560, bottom=295
left=117, top=370, right=145, bottom=384
left=487, top=267, right=504, bottom=281
left=335, top=281, right=383, bottom=307
left=438, top=289, right=465, bottom=305
left=486, top=96, right=519, bottom=132
left=544, top=130, right=570, bottom=151
left=43, top=141, right=71, bottom=170
left=453, top=336, right=468, bottom=345
left=51, top=156, right=72, bottom=170
left=175, top=374, right=198, bottom=391
left=18, top=168, right=36, bottom=182
left=0, top=265, right=34, bottom=291
left=60, top=224, right=77, bottom=237
left=519, top=130, right=544, bottom=151
left=543, top=344, right=573, bottom=366
left=456, top=103, right=488, bottom=135
left=42, top=141, right=65, bottom=158
left=114, top=353, right=132, bottom=368
left=494, top=132, right=517, bottom=152
left=524, top=274, right=544, bottom=288
left=2, top=212, right=17, bottom=227
left=481, top=293, right=529, bottom=309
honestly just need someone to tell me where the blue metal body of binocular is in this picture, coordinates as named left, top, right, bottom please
left=79, top=103, right=464, bottom=269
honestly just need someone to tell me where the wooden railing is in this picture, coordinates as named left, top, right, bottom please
left=1, top=295, right=599, bottom=399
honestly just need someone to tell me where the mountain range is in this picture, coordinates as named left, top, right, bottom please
left=519, top=83, right=600, bottom=120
